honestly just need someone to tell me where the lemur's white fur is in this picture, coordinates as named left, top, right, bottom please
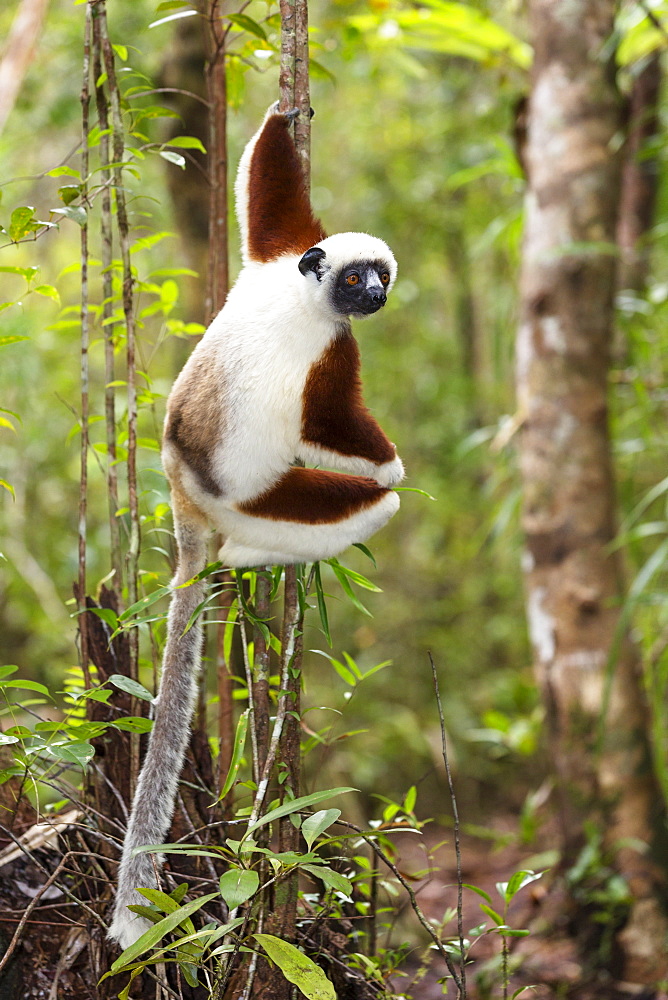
left=108, top=106, right=404, bottom=950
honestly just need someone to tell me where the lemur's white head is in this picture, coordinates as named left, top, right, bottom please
left=298, top=232, right=397, bottom=319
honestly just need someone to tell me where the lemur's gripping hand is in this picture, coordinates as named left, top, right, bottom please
left=374, top=453, right=405, bottom=488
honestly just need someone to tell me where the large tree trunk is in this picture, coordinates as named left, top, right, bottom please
left=517, top=0, right=667, bottom=984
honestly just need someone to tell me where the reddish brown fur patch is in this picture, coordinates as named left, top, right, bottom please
left=238, top=467, right=389, bottom=523
left=302, top=328, right=396, bottom=464
left=247, top=115, right=327, bottom=262
left=164, top=355, right=224, bottom=496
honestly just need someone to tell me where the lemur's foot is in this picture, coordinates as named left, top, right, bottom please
left=279, top=106, right=315, bottom=122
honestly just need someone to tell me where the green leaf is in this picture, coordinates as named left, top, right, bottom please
left=301, top=809, right=340, bottom=850
left=2, top=679, right=50, bottom=696
left=217, top=708, right=249, bottom=801
left=159, top=150, right=186, bottom=169
left=244, top=788, right=355, bottom=842
left=0, top=734, right=19, bottom=746
left=108, top=674, right=154, bottom=702
left=501, top=869, right=546, bottom=903
left=51, top=206, right=87, bottom=227
left=301, top=864, right=352, bottom=896
left=33, top=284, right=60, bottom=303
left=112, top=716, right=153, bottom=733
left=0, top=336, right=29, bottom=348
left=58, top=185, right=81, bottom=205
left=47, top=165, right=81, bottom=179
left=9, top=206, right=38, bottom=241
left=327, top=560, right=381, bottom=592
left=166, top=135, right=207, bottom=153
left=88, top=607, right=119, bottom=630
left=136, top=887, right=180, bottom=914
left=462, top=883, right=492, bottom=904
left=0, top=666, right=19, bottom=680
left=227, top=13, right=267, bottom=40
left=254, top=934, right=336, bottom=1000
left=327, top=560, right=372, bottom=616
left=0, top=480, right=15, bottom=499
left=44, top=742, right=95, bottom=766
left=479, top=903, right=504, bottom=926
left=352, top=542, right=376, bottom=567
left=107, top=893, right=218, bottom=973
left=218, top=868, right=259, bottom=909
left=0, top=265, right=39, bottom=278
left=313, top=563, right=331, bottom=647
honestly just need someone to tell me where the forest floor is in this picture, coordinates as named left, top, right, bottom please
left=388, top=817, right=664, bottom=1000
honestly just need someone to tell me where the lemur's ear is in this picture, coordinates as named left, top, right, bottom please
left=298, top=246, right=326, bottom=279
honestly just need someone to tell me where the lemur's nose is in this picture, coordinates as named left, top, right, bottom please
left=370, top=290, right=387, bottom=306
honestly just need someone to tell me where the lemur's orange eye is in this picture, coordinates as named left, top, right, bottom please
left=346, top=273, right=360, bottom=286
left=380, top=272, right=390, bottom=285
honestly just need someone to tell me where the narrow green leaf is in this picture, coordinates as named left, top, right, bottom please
left=313, top=563, right=331, bottom=646
left=327, top=560, right=371, bottom=617
left=0, top=480, right=15, bottom=499
left=352, top=542, right=376, bottom=567
left=108, top=674, right=154, bottom=702
left=227, top=13, right=267, bottom=40
left=219, top=868, right=259, bottom=909
left=479, top=903, right=504, bottom=926
left=217, top=708, right=249, bottom=801
left=109, top=893, right=217, bottom=972
left=112, top=716, right=153, bottom=733
left=244, top=788, right=355, bottom=842
left=254, top=934, right=336, bottom=1000
left=462, top=883, right=492, bottom=904
left=301, top=864, right=352, bottom=896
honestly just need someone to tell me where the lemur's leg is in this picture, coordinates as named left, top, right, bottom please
left=108, top=497, right=208, bottom=951
left=235, top=105, right=326, bottom=265
left=296, top=328, right=404, bottom=487
left=210, top=467, right=400, bottom=566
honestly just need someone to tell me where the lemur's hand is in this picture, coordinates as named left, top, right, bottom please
left=374, top=453, right=405, bottom=488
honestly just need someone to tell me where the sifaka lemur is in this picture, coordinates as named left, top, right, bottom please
left=108, top=104, right=405, bottom=949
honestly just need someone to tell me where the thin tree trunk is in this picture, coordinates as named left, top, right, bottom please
left=517, top=0, right=667, bottom=983
left=617, top=52, right=662, bottom=294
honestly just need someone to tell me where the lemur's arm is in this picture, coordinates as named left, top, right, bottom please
left=235, top=104, right=326, bottom=265
left=297, top=329, right=404, bottom=487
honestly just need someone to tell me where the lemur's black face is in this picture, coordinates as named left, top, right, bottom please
left=331, top=261, right=391, bottom=316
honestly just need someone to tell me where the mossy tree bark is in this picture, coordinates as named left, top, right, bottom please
left=517, top=0, right=667, bottom=983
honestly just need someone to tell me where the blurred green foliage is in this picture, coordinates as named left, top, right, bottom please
left=1, top=0, right=667, bottom=825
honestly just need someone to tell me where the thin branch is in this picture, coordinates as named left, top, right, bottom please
left=77, top=4, right=92, bottom=689
left=336, top=818, right=464, bottom=994
left=429, top=651, right=466, bottom=999
left=92, top=9, right=122, bottom=595
left=98, top=3, right=140, bottom=685
left=0, top=854, right=70, bottom=973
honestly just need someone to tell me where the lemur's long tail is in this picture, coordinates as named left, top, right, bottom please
left=108, top=514, right=208, bottom=951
